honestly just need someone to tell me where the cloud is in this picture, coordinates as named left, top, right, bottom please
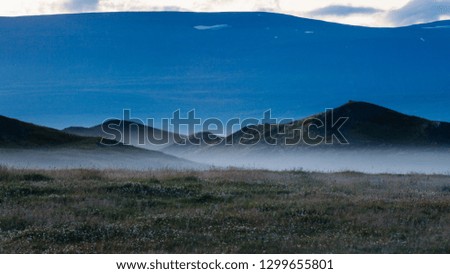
left=64, top=0, right=100, bottom=12
left=388, top=0, right=450, bottom=25
left=309, top=5, right=382, bottom=17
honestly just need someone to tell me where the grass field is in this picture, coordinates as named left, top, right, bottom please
left=0, top=166, right=449, bottom=253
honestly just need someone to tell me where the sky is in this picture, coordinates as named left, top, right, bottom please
left=0, top=0, right=449, bottom=26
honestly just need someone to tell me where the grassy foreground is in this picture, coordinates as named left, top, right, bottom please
left=0, top=167, right=449, bottom=253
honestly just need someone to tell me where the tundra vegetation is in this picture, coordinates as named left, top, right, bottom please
left=0, top=166, right=449, bottom=253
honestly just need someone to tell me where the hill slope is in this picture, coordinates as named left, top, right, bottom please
left=70, top=102, right=450, bottom=150
left=0, top=115, right=202, bottom=169
left=317, top=101, right=450, bottom=146
left=0, top=115, right=89, bottom=148
left=160, top=102, right=450, bottom=173
left=229, top=101, right=450, bottom=147
left=157, top=101, right=450, bottom=149
left=64, top=119, right=185, bottom=150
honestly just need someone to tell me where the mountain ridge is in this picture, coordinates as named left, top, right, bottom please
left=59, top=101, right=450, bottom=149
left=226, top=101, right=450, bottom=147
left=2, top=101, right=449, bottom=171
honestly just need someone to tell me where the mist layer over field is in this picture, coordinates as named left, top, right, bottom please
left=1, top=146, right=449, bottom=174
left=0, top=148, right=203, bottom=170
left=164, top=147, right=450, bottom=174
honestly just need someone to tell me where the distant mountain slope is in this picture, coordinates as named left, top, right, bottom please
left=68, top=101, right=450, bottom=151
left=1, top=12, right=449, bottom=127
left=0, top=115, right=203, bottom=169
left=0, top=115, right=89, bottom=148
left=63, top=125, right=108, bottom=138
left=64, top=119, right=185, bottom=150
left=318, top=101, right=450, bottom=146
left=229, top=101, right=450, bottom=147
left=158, top=101, right=450, bottom=151
left=158, top=102, right=450, bottom=173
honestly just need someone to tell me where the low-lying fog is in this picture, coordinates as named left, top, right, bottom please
left=165, top=147, right=450, bottom=175
left=1, top=147, right=449, bottom=175
left=0, top=148, right=201, bottom=170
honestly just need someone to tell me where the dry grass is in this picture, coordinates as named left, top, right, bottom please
left=0, top=167, right=449, bottom=253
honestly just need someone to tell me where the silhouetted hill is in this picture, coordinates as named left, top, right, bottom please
left=0, top=115, right=90, bottom=148
left=219, top=101, right=450, bottom=147
left=319, top=101, right=450, bottom=146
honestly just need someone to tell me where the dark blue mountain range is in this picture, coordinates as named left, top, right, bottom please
left=0, top=12, right=449, bottom=128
